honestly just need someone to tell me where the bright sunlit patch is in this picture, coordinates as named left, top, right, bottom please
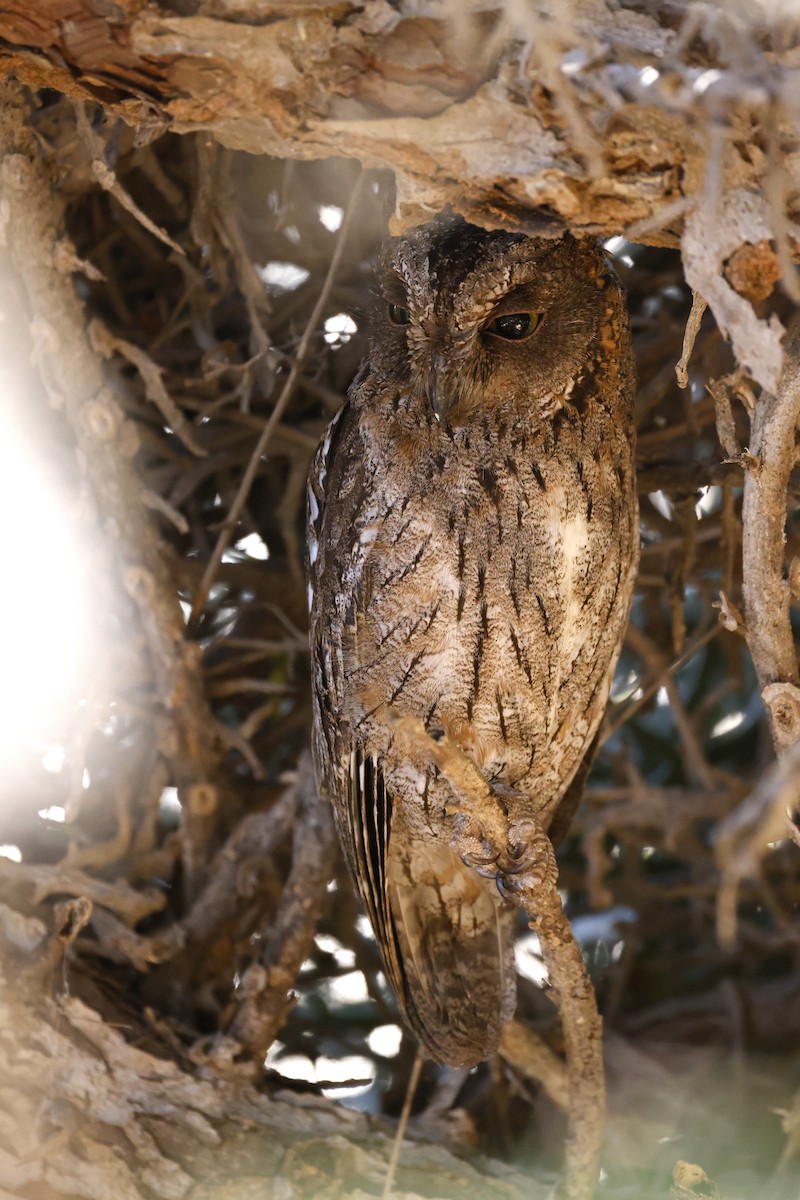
left=319, top=204, right=343, bottom=232
left=38, top=805, right=66, bottom=823
left=266, top=1051, right=316, bottom=1083
left=639, top=65, right=659, bottom=86
left=710, top=710, right=746, bottom=738
left=0, top=419, right=91, bottom=768
left=561, top=48, right=588, bottom=77
left=159, top=786, right=182, bottom=819
left=315, top=932, right=341, bottom=954
left=516, top=931, right=549, bottom=985
left=610, top=667, right=640, bottom=704
left=318, top=1054, right=375, bottom=1100
left=367, top=1023, right=402, bottom=1058
left=656, top=685, right=669, bottom=707
left=42, top=744, right=65, bottom=773
left=314, top=932, right=356, bottom=969
left=235, top=532, right=269, bottom=561
left=257, top=261, right=310, bottom=293
left=323, top=313, right=357, bottom=346
left=0, top=845, right=22, bottom=862
left=694, top=68, right=722, bottom=95
left=603, top=235, right=634, bottom=268
left=648, top=490, right=674, bottom=520
left=572, top=907, right=637, bottom=941
left=264, top=1043, right=375, bottom=1101
left=327, top=969, right=369, bottom=1004
left=696, top=485, right=721, bottom=518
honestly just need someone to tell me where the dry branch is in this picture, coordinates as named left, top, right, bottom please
left=189, top=168, right=367, bottom=625
left=0, top=984, right=542, bottom=1200
left=228, top=754, right=336, bottom=1063
left=741, top=320, right=800, bottom=754
left=715, top=741, right=800, bottom=948
left=0, top=3, right=794, bottom=240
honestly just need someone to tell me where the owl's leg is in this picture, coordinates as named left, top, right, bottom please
left=388, top=712, right=604, bottom=1200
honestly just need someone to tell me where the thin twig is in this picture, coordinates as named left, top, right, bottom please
left=601, top=621, right=720, bottom=743
left=675, top=291, right=707, bottom=389
left=75, top=103, right=185, bottom=258
left=90, top=320, right=207, bottom=457
left=381, top=1047, right=424, bottom=1200
left=715, top=741, right=800, bottom=948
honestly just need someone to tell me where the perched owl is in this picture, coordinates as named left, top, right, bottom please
left=307, top=216, right=638, bottom=1068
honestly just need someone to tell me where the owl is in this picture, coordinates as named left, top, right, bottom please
left=307, top=215, right=638, bottom=1068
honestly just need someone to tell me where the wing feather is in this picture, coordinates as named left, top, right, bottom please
left=307, top=390, right=516, bottom=1067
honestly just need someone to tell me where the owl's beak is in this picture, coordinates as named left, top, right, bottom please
left=427, top=352, right=455, bottom=422
left=430, top=378, right=447, bottom=423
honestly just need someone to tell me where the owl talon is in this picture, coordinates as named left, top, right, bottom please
left=496, top=820, right=558, bottom=903
left=451, top=813, right=499, bottom=875
left=452, top=814, right=558, bottom=903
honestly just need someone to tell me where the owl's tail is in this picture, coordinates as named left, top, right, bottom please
left=385, top=837, right=517, bottom=1069
left=342, top=744, right=516, bottom=1068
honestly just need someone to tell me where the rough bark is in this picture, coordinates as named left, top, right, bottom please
left=0, top=960, right=542, bottom=1200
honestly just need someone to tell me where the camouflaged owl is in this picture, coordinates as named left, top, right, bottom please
left=307, top=215, right=638, bottom=1067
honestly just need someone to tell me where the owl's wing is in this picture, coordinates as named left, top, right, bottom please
left=547, top=728, right=601, bottom=849
left=307, top=394, right=515, bottom=1068
left=344, top=745, right=402, bottom=986
left=346, top=742, right=516, bottom=1069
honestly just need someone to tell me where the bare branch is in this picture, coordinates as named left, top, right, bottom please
left=741, top=320, right=800, bottom=754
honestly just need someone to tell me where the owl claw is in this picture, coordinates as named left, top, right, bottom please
left=495, top=820, right=558, bottom=903
left=451, top=812, right=499, bottom=875
left=453, top=814, right=558, bottom=903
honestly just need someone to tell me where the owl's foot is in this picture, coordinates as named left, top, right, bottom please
left=386, top=713, right=558, bottom=905
left=450, top=812, right=500, bottom=877
left=452, top=814, right=558, bottom=906
left=495, top=819, right=558, bottom=903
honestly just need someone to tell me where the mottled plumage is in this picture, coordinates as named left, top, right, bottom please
left=307, top=216, right=638, bottom=1068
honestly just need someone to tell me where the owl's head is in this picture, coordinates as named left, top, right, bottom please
left=372, top=215, right=620, bottom=425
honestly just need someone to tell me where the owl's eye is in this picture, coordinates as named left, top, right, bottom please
left=486, top=312, right=540, bottom=340
left=388, top=303, right=411, bottom=326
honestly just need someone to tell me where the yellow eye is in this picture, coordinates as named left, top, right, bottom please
left=486, top=312, right=540, bottom=340
left=388, top=303, right=410, bottom=326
